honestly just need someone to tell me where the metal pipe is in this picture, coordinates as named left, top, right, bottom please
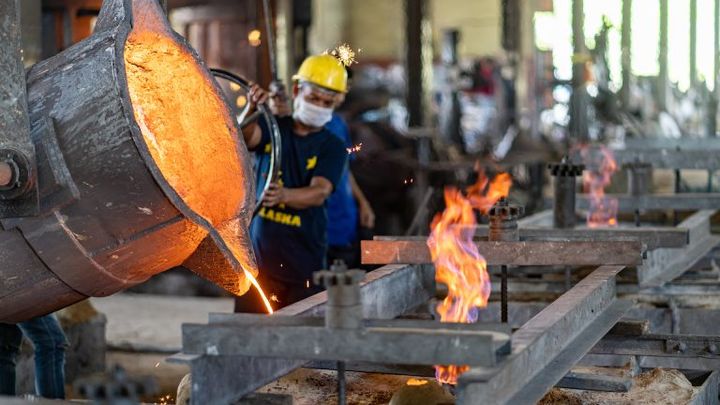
left=549, top=159, right=583, bottom=229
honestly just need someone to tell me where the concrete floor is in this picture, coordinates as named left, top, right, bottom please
left=90, top=293, right=235, bottom=403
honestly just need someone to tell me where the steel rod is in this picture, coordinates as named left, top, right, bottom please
left=337, top=361, right=346, bottom=405
left=501, top=265, right=508, bottom=323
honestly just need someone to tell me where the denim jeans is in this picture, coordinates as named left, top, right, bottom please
left=0, top=314, right=67, bottom=399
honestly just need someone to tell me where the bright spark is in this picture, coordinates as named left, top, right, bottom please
left=327, top=43, right=359, bottom=67
left=346, top=143, right=362, bottom=154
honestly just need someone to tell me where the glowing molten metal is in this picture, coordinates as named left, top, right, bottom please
left=428, top=171, right=510, bottom=385
left=578, top=145, right=618, bottom=228
left=123, top=2, right=273, bottom=313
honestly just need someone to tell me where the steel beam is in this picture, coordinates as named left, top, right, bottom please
left=577, top=194, right=720, bottom=211
left=556, top=372, right=632, bottom=392
left=591, top=333, right=720, bottom=360
left=622, top=138, right=720, bottom=149
left=638, top=210, right=719, bottom=287
left=183, top=322, right=508, bottom=367
left=611, top=148, right=720, bottom=170
left=181, top=264, right=435, bottom=405
left=377, top=226, right=687, bottom=250
left=361, top=240, right=643, bottom=266
left=456, top=266, right=630, bottom=405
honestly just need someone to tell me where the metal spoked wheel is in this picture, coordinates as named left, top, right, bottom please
left=211, top=68, right=282, bottom=216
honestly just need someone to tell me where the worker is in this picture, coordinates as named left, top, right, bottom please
left=324, top=68, right=375, bottom=268
left=234, top=54, right=349, bottom=313
left=269, top=67, right=375, bottom=268
left=0, top=314, right=67, bottom=399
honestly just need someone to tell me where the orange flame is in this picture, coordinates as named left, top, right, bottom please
left=577, top=145, right=618, bottom=228
left=428, top=170, right=509, bottom=385
left=466, top=170, right=513, bottom=214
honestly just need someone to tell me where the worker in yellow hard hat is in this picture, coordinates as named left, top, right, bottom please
left=236, top=54, right=350, bottom=313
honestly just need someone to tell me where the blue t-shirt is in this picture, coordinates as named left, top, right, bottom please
left=325, top=114, right=358, bottom=247
left=251, top=116, right=348, bottom=284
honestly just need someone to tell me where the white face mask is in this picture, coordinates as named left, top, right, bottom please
left=293, top=96, right=333, bottom=128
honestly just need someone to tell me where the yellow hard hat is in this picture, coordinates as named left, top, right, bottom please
left=292, top=54, right=348, bottom=93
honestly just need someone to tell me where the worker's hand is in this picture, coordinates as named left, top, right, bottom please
left=247, top=83, right=269, bottom=114
left=358, top=199, right=375, bottom=229
left=269, top=91, right=291, bottom=117
left=262, top=182, right=286, bottom=207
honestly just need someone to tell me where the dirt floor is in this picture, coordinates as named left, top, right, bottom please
left=257, top=369, right=456, bottom=405
left=539, top=369, right=700, bottom=405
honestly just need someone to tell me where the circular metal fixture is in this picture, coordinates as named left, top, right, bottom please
left=210, top=68, right=282, bottom=216
left=0, top=149, right=31, bottom=199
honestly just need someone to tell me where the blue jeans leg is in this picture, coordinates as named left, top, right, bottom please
left=0, top=323, right=22, bottom=395
left=18, top=314, right=68, bottom=399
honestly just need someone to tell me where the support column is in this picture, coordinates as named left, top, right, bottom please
left=621, top=0, right=632, bottom=108
left=569, top=0, right=588, bottom=143
left=691, top=0, right=698, bottom=88
left=658, top=0, right=668, bottom=111
left=276, top=0, right=294, bottom=87
left=711, top=0, right=720, bottom=136
left=405, top=0, right=427, bottom=127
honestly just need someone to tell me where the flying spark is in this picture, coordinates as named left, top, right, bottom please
left=327, top=43, right=359, bottom=67
left=347, top=143, right=362, bottom=154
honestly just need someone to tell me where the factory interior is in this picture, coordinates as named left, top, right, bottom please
left=5, top=0, right=720, bottom=404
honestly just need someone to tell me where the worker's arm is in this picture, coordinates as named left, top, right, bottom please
left=349, top=172, right=375, bottom=228
left=262, top=176, right=333, bottom=209
left=240, top=84, right=269, bottom=149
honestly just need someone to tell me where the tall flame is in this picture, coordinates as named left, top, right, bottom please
left=428, top=170, right=510, bottom=385
left=577, top=145, right=618, bottom=227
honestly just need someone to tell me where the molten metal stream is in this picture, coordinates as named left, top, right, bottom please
left=123, top=4, right=273, bottom=314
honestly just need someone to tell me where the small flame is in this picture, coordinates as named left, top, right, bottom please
left=466, top=170, right=512, bottom=214
left=326, top=43, right=359, bottom=67
left=347, top=143, right=362, bottom=154
left=428, top=172, right=510, bottom=384
left=406, top=378, right=430, bottom=386
left=577, top=145, right=618, bottom=228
